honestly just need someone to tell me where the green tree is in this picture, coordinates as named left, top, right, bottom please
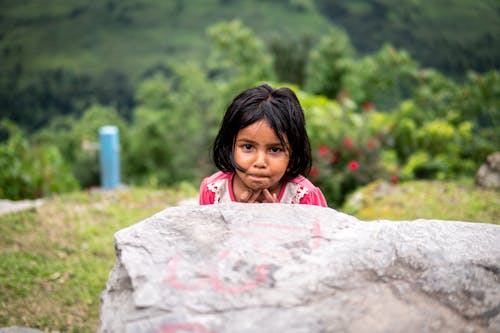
left=269, top=34, right=314, bottom=87
left=344, top=44, right=420, bottom=110
left=127, top=62, right=218, bottom=186
left=207, top=20, right=275, bottom=92
left=305, top=28, right=354, bottom=99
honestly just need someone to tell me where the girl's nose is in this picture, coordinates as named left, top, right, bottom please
left=254, top=151, right=267, bottom=168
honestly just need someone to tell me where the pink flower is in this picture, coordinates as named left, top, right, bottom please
left=318, top=144, right=330, bottom=157
left=348, top=160, right=359, bottom=171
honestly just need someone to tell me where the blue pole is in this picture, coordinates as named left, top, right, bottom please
left=99, top=126, right=120, bottom=189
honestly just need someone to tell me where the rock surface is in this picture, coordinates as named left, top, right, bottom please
left=476, top=152, right=500, bottom=189
left=0, top=199, right=43, bottom=216
left=0, top=327, right=45, bottom=333
left=99, top=204, right=500, bottom=333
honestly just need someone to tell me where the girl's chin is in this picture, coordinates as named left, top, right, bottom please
left=247, top=184, right=268, bottom=191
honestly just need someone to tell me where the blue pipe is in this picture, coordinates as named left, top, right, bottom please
left=99, top=126, right=120, bottom=189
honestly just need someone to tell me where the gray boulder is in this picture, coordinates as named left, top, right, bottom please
left=476, top=152, right=500, bottom=189
left=99, top=204, right=500, bottom=333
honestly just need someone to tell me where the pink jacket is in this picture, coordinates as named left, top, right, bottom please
left=199, top=171, right=327, bottom=207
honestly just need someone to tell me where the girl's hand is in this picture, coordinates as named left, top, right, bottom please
left=239, top=189, right=278, bottom=203
left=260, top=189, right=278, bottom=203
left=239, top=190, right=262, bottom=203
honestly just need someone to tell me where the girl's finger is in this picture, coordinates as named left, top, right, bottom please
left=262, top=189, right=278, bottom=203
left=247, top=190, right=262, bottom=203
left=239, top=190, right=251, bottom=202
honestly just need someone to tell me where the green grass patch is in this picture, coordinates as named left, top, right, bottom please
left=0, top=185, right=196, bottom=332
left=342, top=180, right=500, bottom=223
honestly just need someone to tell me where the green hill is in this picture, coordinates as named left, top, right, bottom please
left=316, top=0, right=500, bottom=75
left=1, top=0, right=498, bottom=132
left=2, top=0, right=498, bottom=83
left=0, top=0, right=332, bottom=83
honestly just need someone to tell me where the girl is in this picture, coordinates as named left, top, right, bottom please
left=199, top=84, right=327, bottom=207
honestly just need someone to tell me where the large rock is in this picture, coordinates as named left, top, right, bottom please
left=99, top=204, right=500, bottom=333
left=476, top=152, right=500, bottom=189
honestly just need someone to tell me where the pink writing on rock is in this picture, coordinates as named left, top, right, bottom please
left=164, top=218, right=322, bottom=294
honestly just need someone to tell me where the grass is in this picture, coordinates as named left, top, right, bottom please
left=1, top=180, right=498, bottom=332
left=0, top=185, right=197, bottom=332
left=342, top=180, right=500, bottom=224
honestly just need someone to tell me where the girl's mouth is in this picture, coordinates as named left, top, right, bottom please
left=245, top=174, right=271, bottom=190
left=247, top=174, right=269, bottom=181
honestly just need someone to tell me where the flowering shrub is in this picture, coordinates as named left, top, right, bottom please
left=298, top=91, right=391, bottom=206
left=297, top=74, right=486, bottom=207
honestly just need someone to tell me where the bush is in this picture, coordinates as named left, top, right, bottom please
left=386, top=101, right=477, bottom=180
left=126, top=63, right=218, bottom=186
left=299, top=90, right=388, bottom=206
left=34, top=105, right=129, bottom=188
left=0, top=121, right=79, bottom=199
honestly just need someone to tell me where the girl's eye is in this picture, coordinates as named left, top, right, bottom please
left=270, top=147, right=283, bottom=153
left=242, top=144, right=253, bottom=150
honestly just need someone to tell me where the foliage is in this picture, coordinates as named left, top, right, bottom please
left=268, top=34, right=314, bottom=87
left=385, top=101, right=477, bottom=180
left=343, top=180, right=499, bottom=224
left=305, top=28, right=354, bottom=99
left=0, top=0, right=326, bottom=133
left=126, top=62, right=218, bottom=186
left=0, top=121, right=79, bottom=199
left=297, top=43, right=497, bottom=205
left=1, top=17, right=498, bottom=203
left=450, top=70, right=500, bottom=163
left=298, top=91, right=387, bottom=206
left=34, top=105, right=129, bottom=188
left=0, top=186, right=196, bottom=332
left=344, top=44, right=419, bottom=109
left=207, top=20, right=276, bottom=91
left=2, top=1, right=498, bottom=133
left=315, top=0, right=500, bottom=75
left=0, top=69, right=134, bottom=132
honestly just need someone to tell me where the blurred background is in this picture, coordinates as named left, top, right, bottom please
left=0, top=0, right=499, bottom=206
left=1, top=1, right=499, bottom=331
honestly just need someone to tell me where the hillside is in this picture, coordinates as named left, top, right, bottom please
left=1, top=0, right=498, bottom=133
left=0, top=0, right=332, bottom=83
left=1, top=0, right=498, bottom=84
left=316, top=0, right=500, bottom=75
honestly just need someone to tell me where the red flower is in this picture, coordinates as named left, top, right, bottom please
left=348, top=160, right=359, bottom=171
left=318, top=144, right=330, bottom=157
left=362, top=101, right=375, bottom=111
left=310, top=166, right=319, bottom=178
left=390, top=175, right=399, bottom=185
left=343, top=136, right=354, bottom=150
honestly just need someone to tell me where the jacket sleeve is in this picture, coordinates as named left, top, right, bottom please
left=299, top=186, right=328, bottom=207
left=198, top=177, right=215, bottom=205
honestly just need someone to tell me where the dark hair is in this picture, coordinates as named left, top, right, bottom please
left=212, top=83, right=312, bottom=178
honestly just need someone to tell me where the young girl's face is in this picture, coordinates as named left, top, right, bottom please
left=232, top=119, right=290, bottom=197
